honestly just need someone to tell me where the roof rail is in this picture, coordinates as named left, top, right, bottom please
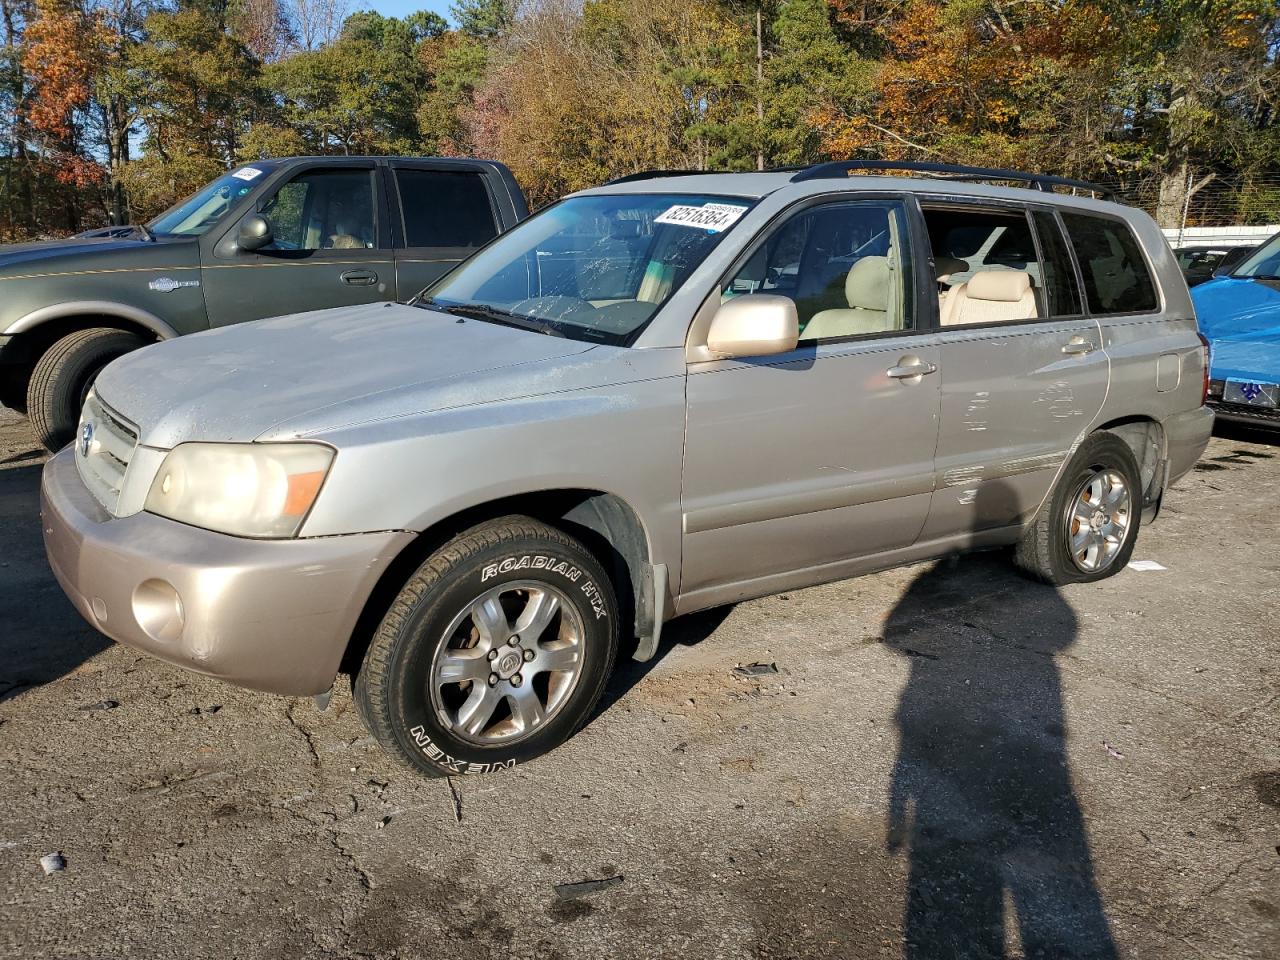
left=603, top=170, right=711, bottom=185
left=790, top=160, right=1114, bottom=200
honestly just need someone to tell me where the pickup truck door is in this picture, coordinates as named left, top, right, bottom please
left=202, top=162, right=394, bottom=325
left=385, top=160, right=516, bottom=300
left=678, top=197, right=942, bottom=611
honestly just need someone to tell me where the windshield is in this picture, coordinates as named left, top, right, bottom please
left=422, top=193, right=756, bottom=345
left=149, top=165, right=273, bottom=237
left=1232, top=232, right=1280, bottom=279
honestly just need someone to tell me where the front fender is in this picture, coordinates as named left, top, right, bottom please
left=7, top=300, right=180, bottom=340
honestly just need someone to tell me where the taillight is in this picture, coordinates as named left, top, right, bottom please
left=1197, top=332, right=1211, bottom=405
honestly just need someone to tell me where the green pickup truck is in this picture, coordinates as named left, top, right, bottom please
left=0, top=156, right=528, bottom=450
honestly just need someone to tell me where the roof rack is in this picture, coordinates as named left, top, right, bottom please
left=603, top=170, right=711, bottom=185
left=791, top=160, right=1114, bottom=199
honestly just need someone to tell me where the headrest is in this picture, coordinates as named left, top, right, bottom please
left=845, top=256, right=891, bottom=311
left=934, top=256, right=968, bottom=280
left=967, top=270, right=1032, bottom=302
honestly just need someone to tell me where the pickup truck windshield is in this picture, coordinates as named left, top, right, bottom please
left=1231, top=232, right=1280, bottom=279
left=149, top=166, right=273, bottom=237
left=423, top=193, right=755, bottom=345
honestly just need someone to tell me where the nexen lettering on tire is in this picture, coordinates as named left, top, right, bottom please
left=409, top=724, right=516, bottom=774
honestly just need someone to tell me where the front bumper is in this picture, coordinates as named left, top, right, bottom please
left=41, top=448, right=414, bottom=696
left=1165, top=405, right=1216, bottom=485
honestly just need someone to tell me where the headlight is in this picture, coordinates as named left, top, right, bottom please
left=144, top=442, right=335, bottom=538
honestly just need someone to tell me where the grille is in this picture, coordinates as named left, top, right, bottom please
left=75, top=392, right=139, bottom=515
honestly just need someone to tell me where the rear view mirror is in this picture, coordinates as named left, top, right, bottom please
left=237, top=214, right=273, bottom=252
left=707, top=295, right=799, bottom=359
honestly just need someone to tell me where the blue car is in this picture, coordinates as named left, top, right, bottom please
left=1191, top=230, right=1280, bottom=429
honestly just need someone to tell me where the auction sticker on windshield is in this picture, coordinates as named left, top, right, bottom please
left=655, top=202, right=748, bottom=232
left=232, top=167, right=264, bottom=181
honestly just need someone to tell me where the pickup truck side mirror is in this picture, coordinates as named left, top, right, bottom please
left=707, top=294, right=799, bottom=359
left=237, top=215, right=273, bottom=252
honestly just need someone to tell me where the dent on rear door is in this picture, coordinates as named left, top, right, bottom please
left=920, top=318, right=1109, bottom=541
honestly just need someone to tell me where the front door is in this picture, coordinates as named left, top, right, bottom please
left=919, top=203, right=1109, bottom=540
left=203, top=164, right=393, bottom=325
left=679, top=198, right=942, bottom=610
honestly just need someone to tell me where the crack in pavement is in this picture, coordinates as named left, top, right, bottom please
left=285, top=700, right=322, bottom=768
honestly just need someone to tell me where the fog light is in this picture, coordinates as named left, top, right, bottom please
left=132, top=579, right=185, bottom=643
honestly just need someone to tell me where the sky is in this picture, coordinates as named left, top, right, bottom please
left=360, top=0, right=455, bottom=22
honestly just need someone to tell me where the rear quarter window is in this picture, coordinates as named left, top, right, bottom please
left=1061, top=213, right=1159, bottom=315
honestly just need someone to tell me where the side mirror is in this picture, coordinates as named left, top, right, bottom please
left=237, top=214, right=273, bottom=252
left=706, top=294, right=799, bottom=359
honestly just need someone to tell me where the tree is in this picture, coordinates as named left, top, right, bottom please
left=451, top=0, right=512, bottom=39
left=265, top=20, right=423, bottom=154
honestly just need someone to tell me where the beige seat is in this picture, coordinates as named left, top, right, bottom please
left=802, top=256, right=893, bottom=340
left=940, top=270, right=1038, bottom=327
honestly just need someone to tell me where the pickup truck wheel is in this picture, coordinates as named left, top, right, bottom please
left=26, top=328, right=144, bottom=451
left=354, top=516, right=618, bottom=778
left=1014, top=432, right=1142, bottom=585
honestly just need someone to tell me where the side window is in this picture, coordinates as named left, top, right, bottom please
left=396, top=170, right=499, bottom=248
left=923, top=206, right=1041, bottom=327
left=722, top=201, right=913, bottom=341
left=1061, top=213, right=1158, bottom=315
left=260, top=169, right=376, bottom=252
left=1033, top=211, right=1083, bottom=316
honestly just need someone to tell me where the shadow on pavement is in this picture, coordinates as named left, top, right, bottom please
left=0, top=461, right=109, bottom=703
left=594, top=604, right=735, bottom=719
left=884, top=480, right=1117, bottom=960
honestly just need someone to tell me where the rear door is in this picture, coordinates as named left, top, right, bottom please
left=679, top=197, right=942, bottom=610
left=203, top=162, right=393, bottom=325
left=919, top=202, right=1109, bottom=541
left=387, top=161, right=504, bottom=298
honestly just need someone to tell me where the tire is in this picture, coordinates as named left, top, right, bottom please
left=26, top=328, right=144, bottom=451
left=1014, top=431, right=1143, bottom=585
left=354, top=516, right=619, bottom=778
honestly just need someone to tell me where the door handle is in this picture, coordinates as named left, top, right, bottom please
left=887, top=356, right=938, bottom=381
left=340, top=269, right=378, bottom=286
left=1061, top=336, right=1096, bottom=356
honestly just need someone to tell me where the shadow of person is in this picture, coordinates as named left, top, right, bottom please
left=884, top=480, right=1118, bottom=960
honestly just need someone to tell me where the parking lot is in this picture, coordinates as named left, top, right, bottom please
left=1, top=406, right=1276, bottom=960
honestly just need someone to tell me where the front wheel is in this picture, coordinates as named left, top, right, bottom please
left=26, top=328, right=144, bottom=451
left=1014, top=432, right=1143, bottom=585
left=354, top=516, right=619, bottom=778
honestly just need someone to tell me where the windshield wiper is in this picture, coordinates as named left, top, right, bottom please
left=134, top=223, right=157, bottom=242
left=438, top=303, right=565, bottom=338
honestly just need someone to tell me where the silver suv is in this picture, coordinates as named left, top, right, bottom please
left=41, top=162, right=1213, bottom=777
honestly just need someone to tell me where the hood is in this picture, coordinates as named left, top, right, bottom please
left=93, top=302, right=600, bottom=448
left=1191, top=277, right=1280, bottom=336
left=1193, top=279, right=1280, bottom=382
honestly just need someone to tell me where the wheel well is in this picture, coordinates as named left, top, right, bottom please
left=5, top=315, right=159, bottom=386
left=1097, top=417, right=1166, bottom=504
left=340, top=490, right=653, bottom=679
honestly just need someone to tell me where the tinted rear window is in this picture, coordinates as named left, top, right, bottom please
left=396, top=169, right=498, bottom=248
left=1061, top=213, right=1158, bottom=315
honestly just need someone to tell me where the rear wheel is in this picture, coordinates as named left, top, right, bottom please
left=354, top=516, right=618, bottom=778
left=26, top=328, right=144, bottom=451
left=1015, top=432, right=1143, bottom=585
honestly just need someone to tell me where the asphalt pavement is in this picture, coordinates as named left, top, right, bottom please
left=1, top=408, right=1276, bottom=959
